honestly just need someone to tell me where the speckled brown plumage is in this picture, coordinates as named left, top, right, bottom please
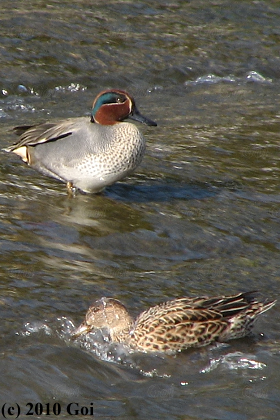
left=72, top=292, right=276, bottom=353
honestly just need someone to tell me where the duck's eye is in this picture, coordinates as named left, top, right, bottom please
left=116, top=95, right=126, bottom=104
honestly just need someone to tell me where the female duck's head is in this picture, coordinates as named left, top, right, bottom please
left=72, top=297, right=134, bottom=340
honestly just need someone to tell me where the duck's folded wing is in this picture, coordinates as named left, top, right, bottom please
left=133, top=301, right=227, bottom=351
left=4, top=119, right=80, bottom=152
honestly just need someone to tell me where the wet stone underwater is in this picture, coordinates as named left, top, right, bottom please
left=0, top=1, right=280, bottom=419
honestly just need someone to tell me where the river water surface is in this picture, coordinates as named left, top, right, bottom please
left=0, top=1, right=280, bottom=419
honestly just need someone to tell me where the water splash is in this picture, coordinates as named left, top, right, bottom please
left=53, top=83, right=87, bottom=93
left=21, top=321, right=53, bottom=337
left=184, top=71, right=272, bottom=86
left=201, top=351, right=266, bottom=373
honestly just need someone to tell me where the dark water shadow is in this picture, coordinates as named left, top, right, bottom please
left=105, top=181, right=216, bottom=203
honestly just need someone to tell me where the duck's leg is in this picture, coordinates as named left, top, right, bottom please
left=66, top=181, right=77, bottom=197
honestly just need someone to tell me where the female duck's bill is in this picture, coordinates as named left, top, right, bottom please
left=4, top=89, right=157, bottom=194
left=72, top=292, right=276, bottom=353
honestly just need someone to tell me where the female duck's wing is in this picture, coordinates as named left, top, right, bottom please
left=131, top=293, right=275, bottom=352
left=132, top=297, right=227, bottom=352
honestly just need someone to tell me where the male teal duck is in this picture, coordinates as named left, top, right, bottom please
left=4, top=89, right=157, bottom=193
left=72, top=292, right=276, bottom=353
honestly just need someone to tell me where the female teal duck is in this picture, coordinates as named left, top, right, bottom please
left=72, top=292, right=275, bottom=353
left=5, top=89, right=157, bottom=193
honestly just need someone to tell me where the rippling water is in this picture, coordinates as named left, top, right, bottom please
left=0, top=1, right=280, bottom=419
